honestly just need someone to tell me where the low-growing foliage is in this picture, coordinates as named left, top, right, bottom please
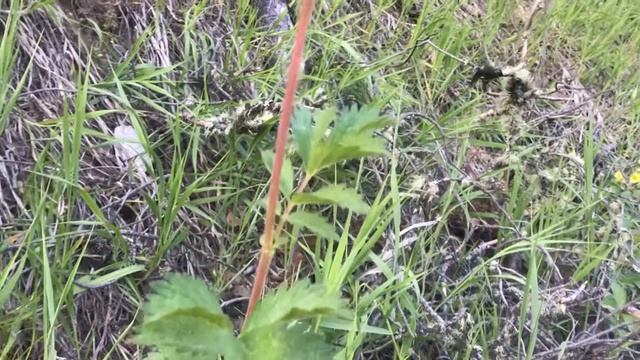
left=133, top=0, right=392, bottom=355
left=134, top=104, right=392, bottom=359
left=134, top=274, right=347, bottom=359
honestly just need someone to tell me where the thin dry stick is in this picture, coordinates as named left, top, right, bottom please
left=242, top=0, right=315, bottom=327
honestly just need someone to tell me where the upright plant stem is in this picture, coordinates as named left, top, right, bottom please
left=243, top=0, right=315, bottom=327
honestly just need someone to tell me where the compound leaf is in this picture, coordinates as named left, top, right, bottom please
left=305, top=106, right=390, bottom=174
left=242, top=280, right=346, bottom=335
left=309, top=135, right=387, bottom=173
left=291, top=184, right=369, bottom=214
left=332, top=105, right=382, bottom=137
left=286, top=211, right=340, bottom=241
left=142, top=273, right=227, bottom=325
left=134, top=273, right=243, bottom=359
left=241, top=323, right=338, bottom=360
left=135, top=316, right=245, bottom=360
left=311, top=107, right=337, bottom=144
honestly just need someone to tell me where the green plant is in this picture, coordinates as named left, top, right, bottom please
left=132, top=104, right=391, bottom=359
left=132, top=0, right=392, bottom=357
left=134, top=274, right=347, bottom=359
left=0, top=0, right=32, bottom=135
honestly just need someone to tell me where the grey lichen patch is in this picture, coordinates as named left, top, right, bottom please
left=194, top=100, right=280, bottom=136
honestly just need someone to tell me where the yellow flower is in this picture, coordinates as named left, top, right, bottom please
left=630, top=169, right=640, bottom=185
left=614, top=170, right=625, bottom=184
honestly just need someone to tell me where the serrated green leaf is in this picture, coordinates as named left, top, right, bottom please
left=241, top=323, right=338, bottom=360
left=303, top=105, right=390, bottom=174
left=333, top=105, right=380, bottom=135
left=135, top=274, right=243, bottom=359
left=135, top=316, right=245, bottom=360
left=292, top=107, right=312, bottom=167
left=291, top=184, right=369, bottom=214
left=242, top=280, right=345, bottom=335
left=351, top=110, right=392, bottom=134
left=331, top=105, right=391, bottom=144
left=142, top=274, right=230, bottom=327
left=309, top=135, right=387, bottom=173
left=311, top=107, right=337, bottom=144
left=287, top=211, right=340, bottom=241
left=261, top=149, right=295, bottom=197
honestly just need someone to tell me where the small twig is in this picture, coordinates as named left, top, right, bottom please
left=537, top=95, right=573, bottom=102
left=378, top=217, right=441, bottom=263
left=399, top=217, right=442, bottom=237
left=401, top=112, right=447, bottom=142
left=397, top=37, right=470, bottom=67
left=423, top=38, right=470, bottom=65
left=220, top=296, right=250, bottom=309
left=360, top=339, right=395, bottom=355
left=491, top=263, right=510, bottom=306
left=533, top=321, right=640, bottom=359
left=416, top=293, right=448, bottom=333
left=479, top=107, right=509, bottom=120
left=538, top=243, right=564, bottom=282
left=530, top=98, right=594, bottom=124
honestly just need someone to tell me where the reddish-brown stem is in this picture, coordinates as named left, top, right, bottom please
left=273, top=174, right=312, bottom=239
left=242, top=0, right=315, bottom=328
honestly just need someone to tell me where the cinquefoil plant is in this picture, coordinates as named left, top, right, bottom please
left=133, top=0, right=392, bottom=357
left=133, top=103, right=391, bottom=359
